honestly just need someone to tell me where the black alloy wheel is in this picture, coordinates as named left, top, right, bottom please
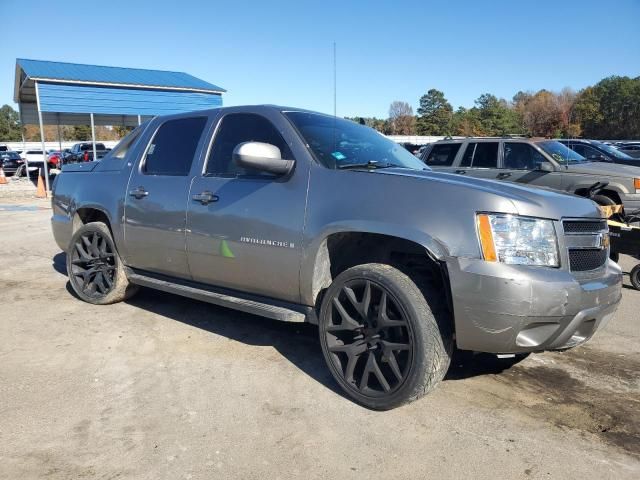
left=69, top=229, right=116, bottom=299
left=323, top=278, right=414, bottom=397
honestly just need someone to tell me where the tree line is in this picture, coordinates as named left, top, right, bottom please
left=348, top=75, right=640, bottom=139
left=1, top=74, right=638, bottom=142
left=0, top=106, right=132, bottom=142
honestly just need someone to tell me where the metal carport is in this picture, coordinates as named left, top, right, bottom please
left=14, top=58, right=226, bottom=190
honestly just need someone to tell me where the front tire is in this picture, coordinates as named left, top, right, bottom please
left=630, top=264, right=640, bottom=290
left=66, top=222, right=138, bottom=305
left=318, top=263, right=452, bottom=410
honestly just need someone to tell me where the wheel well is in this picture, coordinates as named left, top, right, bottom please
left=574, top=188, right=622, bottom=205
left=311, top=232, right=452, bottom=318
left=73, top=208, right=112, bottom=234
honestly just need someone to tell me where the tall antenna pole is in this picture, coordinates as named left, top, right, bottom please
left=333, top=41, right=337, bottom=118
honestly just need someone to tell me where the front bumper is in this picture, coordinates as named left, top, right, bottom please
left=446, top=257, right=622, bottom=353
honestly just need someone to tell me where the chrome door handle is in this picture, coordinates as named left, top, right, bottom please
left=192, top=191, right=219, bottom=205
left=129, top=187, right=148, bottom=199
left=497, top=172, right=512, bottom=179
left=455, top=169, right=466, bottom=174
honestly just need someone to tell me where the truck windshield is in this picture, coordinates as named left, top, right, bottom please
left=537, top=141, right=588, bottom=164
left=284, top=111, right=428, bottom=170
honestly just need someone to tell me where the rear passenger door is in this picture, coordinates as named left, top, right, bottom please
left=423, top=143, right=461, bottom=172
left=124, top=115, right=210, bottom=279
left=456, top=142, right=500, bottom=180
left=500, top=142, right=562, bottom=189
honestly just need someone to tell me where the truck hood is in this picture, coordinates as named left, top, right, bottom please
left=61, top=162, right=100, bottom=173
left=376, top=167, right=603, bottom=220
left=567, top=161, right=640, bottom=178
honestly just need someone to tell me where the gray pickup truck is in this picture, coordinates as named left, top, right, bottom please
left=51, top=106, right=622, bottom=409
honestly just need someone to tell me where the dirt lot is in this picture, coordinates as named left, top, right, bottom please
left=0, top=198, right=638, bottom=479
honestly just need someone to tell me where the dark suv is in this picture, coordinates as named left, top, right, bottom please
left=0, top=151, right=24, bottom=175
left=421, top=137, right=640, bottom=211
left=558, top=139, right=640, bottom=167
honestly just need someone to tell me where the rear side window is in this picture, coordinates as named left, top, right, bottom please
left=109, top=127, right=142, bottom=160
left=206, top=113, right=292, bottom=177
left=503, top=143, right=547, bottom=170
left=460, top=142, right=498, bottom=168
left=144, top=117, right=207, bottom=176
left=424, top=144, right=461, bottom=166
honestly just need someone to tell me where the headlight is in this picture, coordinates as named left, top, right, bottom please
left=477, top=213, right=559, bottom=267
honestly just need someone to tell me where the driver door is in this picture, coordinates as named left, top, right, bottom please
left=185, top=111, right=308, bottom=303
left=499, top=142, right=562, bottom=189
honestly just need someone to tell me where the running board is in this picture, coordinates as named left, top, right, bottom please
left=127, top=271, right=310, bottom=323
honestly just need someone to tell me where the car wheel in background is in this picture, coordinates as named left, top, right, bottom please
left=318, top=263, right=452, bottom=410
left=66, top=222, right=139, bottom=305
left=592, top=194, right=616, bottom=207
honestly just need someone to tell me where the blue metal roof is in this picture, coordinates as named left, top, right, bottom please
left=37, top=82, right=222, bottom=116
left=17, top=58, right=225, bottom=93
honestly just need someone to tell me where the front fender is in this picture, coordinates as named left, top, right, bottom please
left=299, top=221, right=450, bottom=306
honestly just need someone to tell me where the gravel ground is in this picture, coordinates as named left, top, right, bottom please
left=0, top=200, right=638, bottom=480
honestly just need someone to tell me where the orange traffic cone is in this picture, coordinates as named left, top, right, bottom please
left=36, top=169, right=47, bottom=198
left=0, top=166, right=7, bottom=185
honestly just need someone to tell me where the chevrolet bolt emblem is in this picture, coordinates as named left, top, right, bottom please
left=598, top=233, right=610, bottom=249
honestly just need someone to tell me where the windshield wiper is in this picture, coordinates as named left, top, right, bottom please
left=338, top=160, right=395, bottom=170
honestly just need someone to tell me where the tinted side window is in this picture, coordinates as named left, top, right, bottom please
left=206, top=113, right=292, bottom=176
left=424, top=144, right=461, bottom=166
left=472, top=143, right=499, bottom=168
left=504, top=143, right=546, bottom=169
left=460, top=143, right=475, bottom=167
left=570, top=144, right=586, bottom=157
left=581, top=145, right=604, bottom=160
left=461, top=142, right=498, bottom=168
left=144, top=117, right=207, bottom=176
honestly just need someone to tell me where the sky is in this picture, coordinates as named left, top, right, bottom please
left=0, top=0, right=638, bottom=118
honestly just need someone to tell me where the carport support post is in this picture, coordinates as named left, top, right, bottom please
left=90, top=113, right=97, bottom=162
left=34, top=81, right=50, bottom=192
left=56, top=114, right=62, bottom=154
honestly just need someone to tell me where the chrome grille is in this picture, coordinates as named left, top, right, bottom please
left=562, top=219, right=609, bottom=272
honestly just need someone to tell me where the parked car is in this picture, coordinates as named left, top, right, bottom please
left=617, top=143, right=640, bottom=159
left=46, top=151, right=69, bottom=169
left=67, top=142, right=110, bottom=162
left=52, top=106, right=622, bottom=410
left=558, top=139, right=640, bottom=166
left=0, top=145, right=9, bottom=152
left=421, top=137, right=640, bottom=212
left=0, top=151, right=24, bottom=175
left=22, top=149, right=58, bottom=172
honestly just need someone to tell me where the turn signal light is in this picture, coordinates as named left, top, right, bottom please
left=635, top=178, right=640, bottom=191
left=477, top=214, right=497, bottom=262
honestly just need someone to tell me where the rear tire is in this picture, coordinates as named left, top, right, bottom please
left=318, top=263, right=452, bottom=410
left=66, top=222, right=138, bottom=305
